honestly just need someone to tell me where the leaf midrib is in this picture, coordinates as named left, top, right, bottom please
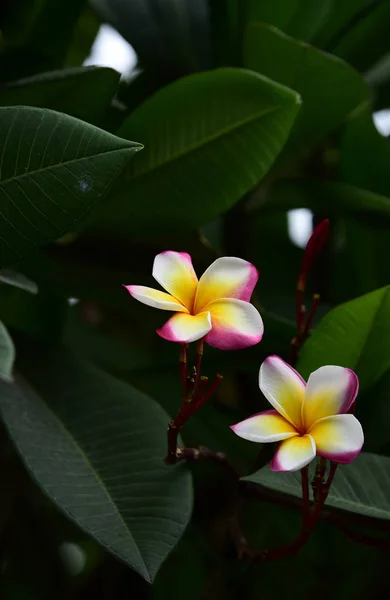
left=0, top=145, right=140, bottom=187
left=14, top=375, right=149, bottom=579
left=127, top=101, right=288, bottom=179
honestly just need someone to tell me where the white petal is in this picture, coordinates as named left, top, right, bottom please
left=153, top=251, right=198, bottom=311
left=303, top=365, right=359, bottom=429
left=194, top=257, right=258, bottom=313
left=270, top=435, right=316, bottom=472
left=231, top=410, right=298, bottom=443
left=259, top=356, right=305, bottom=430
left=309, top=414, right=364, bottom=463
left=124, top=285, right=188, bottom=312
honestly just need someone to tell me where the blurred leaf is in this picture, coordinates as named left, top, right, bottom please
left=0, top=321, right=15, bottom=381
left=243, top=22, right=369, bottom=149
left=331, top=109, right=390, bottom=303
left=332, top=0, right=390, bottom=73
left=264, top=179, right=390, bottom=222
left=312, top=0, right=378, bottom=48
left=90, top=68, right=301, bottom=234
left=91, top=0, right=211, bottom=75
left=0, top=341, right=192, bottom=583
left=65, top=7, right=101, bottom=67
left=242, top=498, right=378, bottom=600
left=0, top=106, right=142, bottom=268
left=0, top=0, right=88, bottom=81
left=341, top=108, right=390, bottom=197
left=297, top=286, right=390, bottom=390
left=355, top=369, right=390, bottom=453
left=0, top=269, right=38, bottom=294
left=151, top=524, right=211, bottom=600
left=244, top=452, right=390, bottom=519
left=245, top=0, right=333, bottom=42
left=0, top=284, right=68, bottom=340
left=247, top=212, right=303, bottom=320
left=0, top=67, right=120, bottom=124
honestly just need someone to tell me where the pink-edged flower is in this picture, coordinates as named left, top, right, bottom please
left=231, top=356, right=364, bottom=472
left=124, top=251, right=263, bottom=350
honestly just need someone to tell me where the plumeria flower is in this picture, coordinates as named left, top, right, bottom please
left=231, top=356, right=364, bottom=472
left=125, top=251, right=263, bottom=349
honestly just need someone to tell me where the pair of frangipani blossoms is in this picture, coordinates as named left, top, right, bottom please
left=126, top=251, right=364, bottom=472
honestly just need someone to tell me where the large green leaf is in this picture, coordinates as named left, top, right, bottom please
left=0, top=342, right=192, bottom=582
left=0, top=67, right=120, bottom=124
left=243, top=22, right=369, bottom=149
left=0, top=106, right=142, bottom=268
left=0, top=321, right=15, bottom=381
left=297, top=286, right=390, bottom=390
left=90, top=67, right=301, bottom=233
left=263, top=179, right=390, bottom=223
left=243, top=452, right=390, bottom=520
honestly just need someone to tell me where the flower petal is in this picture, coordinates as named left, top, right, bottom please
left=124, top=285, right=189, bottom=312
left=302, top=366, right=359, bottom=429
left=194, top=257, right=258, bottom=313
left=157, top=311, right=212, bottom=343
left=259, top=356, right=305, bottom=430
left=270, top=435, right=316, bottom=472
left=153, top=251, right=198, bottom=311
left=309, top=414, right=364, bottom=463
left=204, top=298, right=263, bottom=350
left=230, top=409, right=298, bottom=443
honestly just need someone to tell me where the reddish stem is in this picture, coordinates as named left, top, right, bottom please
left=299, top=219, right=330, bottom=288
left=179, top=343, right=188, bottom=401
left=192, top=339, right=204, bottom=399
left=296, top=287, right=305, bottom=333
left=302, top=294, right=320, bottom=338
left=195, top=374, right=223, bottom=410
left=255, top=462, right=338, bottom=561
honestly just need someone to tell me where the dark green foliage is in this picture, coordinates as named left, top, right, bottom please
left=1, top=1, right=390, bottom=598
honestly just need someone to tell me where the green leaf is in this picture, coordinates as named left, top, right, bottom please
left=0, top=268, right=38, bottom=294
left=0, top=106, right=142, bottom=268
left=331, top=109, right=390, bottom=304
left=0, top=321, right=15, bottom=381
left=341, top=108, right=390, bottom=197
left=263, top=179, right=390, bottom=223
left=0, top=341, right=192, bottom=582
left=243, top=452, right=390, bottom=520
left=297, top=286, right=390, bottom=390
left=245, top=0, right=333, bottom=42
left=0, top=0, right=88, bottom=81
left=90, top=67, right=301, bottom=234
left=0, top=67, right=121, bottom=124
left=312, top=0, right=377, bottom=48
left=332, top=1, right=390, bottom=73
left=91, top=0, right=211, bottom=75
left=243, top=22, right=369, bottom=149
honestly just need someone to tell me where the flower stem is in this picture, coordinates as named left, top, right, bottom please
left=164, top=346, right=222, bottom=464
left=191, top=338, right=204, bottom=399
left=179, top=343, right=188, bottom=401
left=301, top=466, right=310, bottom=525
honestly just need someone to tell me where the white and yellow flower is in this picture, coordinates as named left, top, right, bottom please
left=125, top=250, right=263, bottom=349
left=231, top=356, right=363, bottom=471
